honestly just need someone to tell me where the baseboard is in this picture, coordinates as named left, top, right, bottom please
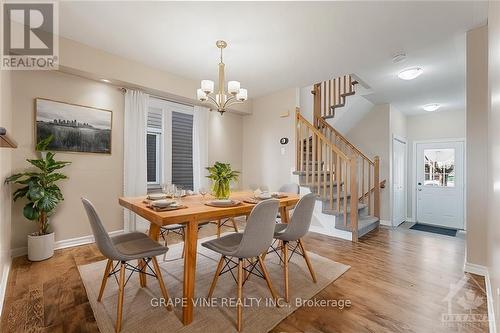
left=464, top=262, right=497, bottom=333
left=11, top=229, right=124, bottom=258
left=464, top=262, right=489, bottom=276
left=405, top=217, right=416, bottom=223
left=485, top=271, right=497, bottom=333
left=0, top=255, right=11, bottom=315
left=379, top=219, right=392, bottom=226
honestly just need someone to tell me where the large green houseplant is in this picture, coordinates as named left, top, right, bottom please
left=206, top=162, right=239, bottom=199
left=5, top=135, right=71, bottom=261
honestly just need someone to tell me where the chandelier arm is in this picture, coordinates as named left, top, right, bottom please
left=207, top=95, right=221, bottom=108
left=222, top=95, right=236, bottom=109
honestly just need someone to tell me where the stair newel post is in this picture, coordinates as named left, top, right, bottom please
left=350, top=157, right=359, bottom=242
left=374, top=156, right=381, bottom=219
left=312, top=83, right=321, bottom=125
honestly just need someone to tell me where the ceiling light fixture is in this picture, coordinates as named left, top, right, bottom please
left=398, top=67, right=423, bottom=80
left=423, top=103, right=441, bottom=112
left=100, top=79, right=111, bottom=83
left=197, top=40, right=248, bottom=115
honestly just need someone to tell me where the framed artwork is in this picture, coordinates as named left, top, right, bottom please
left=35, top=98, right=112, bottom=154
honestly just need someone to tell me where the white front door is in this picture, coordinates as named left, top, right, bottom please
left=416, top=141, right=464, bottom=229
left=393, top=138, right=406, bottom=227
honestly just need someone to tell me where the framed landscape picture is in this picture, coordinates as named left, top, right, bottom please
left=35, top=98, right=112, bottom=154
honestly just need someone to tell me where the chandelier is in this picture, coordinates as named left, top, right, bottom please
left=197, top=40, right=248, bottom=115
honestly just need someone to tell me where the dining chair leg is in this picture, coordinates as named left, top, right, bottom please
left=151, top=256, right=173, bottom=311
left=231, top=218, right=239, bottom=233
left=217, top=220, right=221, bottom=238
left=138, top=259, right=146, bottom=287
left=237, top=258, right=243, bottom=332
left=257, top=255, right=279, bottom=302
left=283, top=241, right=289, bottom=302
left=116, top=262, right=126, bottom=333
left=298, top=239, right=317, bottom=283
left=208, top=256, right=225, bottom=298
left=98, top=259, right=113, bottom=302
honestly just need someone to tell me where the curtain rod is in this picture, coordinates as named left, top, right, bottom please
left=119, top=87, right=195, bottom=108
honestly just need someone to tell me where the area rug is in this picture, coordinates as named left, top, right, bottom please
left=78, top=234, right=350, bottom=333
left=409, top=223, right=458, bottom=237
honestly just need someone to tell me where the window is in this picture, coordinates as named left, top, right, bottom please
left=147, top=107, right=163, bottom=187
left=146, top=98, right=194, bottom=191
left=423, top=148, right=455, bottom=187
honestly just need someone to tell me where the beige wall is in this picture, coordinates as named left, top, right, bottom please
left=9, top=71, right=125, bottom=249
left=487, top=1, right=500, bottom=325
left=208, top=111, right=244, bottom=189
left=242, top=88, right=298, bottom=191
left=466, top=25, right=488, bottom=266
left=346, top=104, right=391, bottom=222
left=405, top=109, right=466, bottom=218
left=0, top=70, right=13, bottom=309
left=6, top=70, right=245, bottom=250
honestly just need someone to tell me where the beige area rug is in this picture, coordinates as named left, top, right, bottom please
left=78, top=234, right=350, bottom=333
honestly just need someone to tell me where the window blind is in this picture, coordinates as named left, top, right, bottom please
left=172, top=111, right=194, bottom=190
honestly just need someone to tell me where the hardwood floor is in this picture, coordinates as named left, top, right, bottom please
left=0, top=223, right=488, bottom=333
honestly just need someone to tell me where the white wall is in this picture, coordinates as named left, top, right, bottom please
left=345, top=104, right=391, bottom=222
left=466, top=25, right=488, bottom=266
left=405, top=109, right=466, bottom=219
left=299, top=85, right=314, bottom=124
left=242, top=88, right=298, bottom=191
left=0, top=69, right=13, bottom=313
left=208, top=111, right=244, bottom=189
left=487, top=1, right=500, bottom=326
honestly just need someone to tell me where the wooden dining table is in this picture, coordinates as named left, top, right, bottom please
left=118, top=191, right=300, bottom=325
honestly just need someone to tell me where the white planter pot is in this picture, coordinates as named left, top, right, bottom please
left=27, top=232, right=54, bottom=261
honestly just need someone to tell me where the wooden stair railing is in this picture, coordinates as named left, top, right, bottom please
left=296, top=109, right=359, bottom=241
left=312, top=74, right=358, bottom=119
left=315, top=116, right=380, bottom=219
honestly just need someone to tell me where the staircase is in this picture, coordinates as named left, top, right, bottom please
left=295, top=74, right=382, bottom=242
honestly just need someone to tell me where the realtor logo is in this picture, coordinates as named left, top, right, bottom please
left=1, top=1, right=58, bottom=70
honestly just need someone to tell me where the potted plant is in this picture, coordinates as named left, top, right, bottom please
left=5, top=135, right=71, bottom=261
left=206, top=162, right=239, bottom=199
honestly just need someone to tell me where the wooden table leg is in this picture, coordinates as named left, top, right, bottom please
left=148, top=223, right=161, bottom=241
left=183, top=219, right=198, bottom=325
left=280, top=206, right=290, bottom=224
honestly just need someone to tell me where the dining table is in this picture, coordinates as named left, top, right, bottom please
left=118, top=191, right=300, bottom=325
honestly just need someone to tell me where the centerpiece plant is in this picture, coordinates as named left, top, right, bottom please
left=206, top=162, right=239, bottom=199
left=5, top=135, right=71, bottom=261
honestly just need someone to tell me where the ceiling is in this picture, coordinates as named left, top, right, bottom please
left=58, top=1, right=488, bottom=115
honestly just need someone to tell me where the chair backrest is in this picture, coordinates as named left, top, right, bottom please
left=234, top=199, right=279, bottom=258
left=281, top=193, right=316, bottom=241
left=279, top=183, right=300, bottom=194
left=81, top=198, right=120, bottom=260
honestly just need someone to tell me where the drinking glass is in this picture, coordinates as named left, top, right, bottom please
left=175, top=185, right=183, bottom=205
left=199, top=187, right=208, bottom=200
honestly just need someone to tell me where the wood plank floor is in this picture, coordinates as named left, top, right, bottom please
left=0, top=223, right=489, bottom=333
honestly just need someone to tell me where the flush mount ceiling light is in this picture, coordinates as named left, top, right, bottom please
left=197, top=40, right=248, bottom=115
left=423, top=103, right=441, bottom=112
left=398, top=67, right=423, bottom=80
left=100, top=79, right=111, bottom=83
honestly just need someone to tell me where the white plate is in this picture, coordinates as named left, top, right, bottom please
left=257, top=193, right=272, bottom=200
left=213, top=199, right=232, bottom=204
left=152, top=199, right=175, bottom=208
left=148, top=193, right=166, bottom=200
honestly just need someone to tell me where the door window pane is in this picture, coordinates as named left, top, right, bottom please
left=424, top=148, right=455, bottom=187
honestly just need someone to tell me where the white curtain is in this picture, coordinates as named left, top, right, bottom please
left=123, top=90, right=149, bottom=232
left=193, top=106, right=209, bottom=191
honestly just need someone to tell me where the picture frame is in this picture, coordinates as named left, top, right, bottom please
left=35, top=98, right=113, bottom=154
